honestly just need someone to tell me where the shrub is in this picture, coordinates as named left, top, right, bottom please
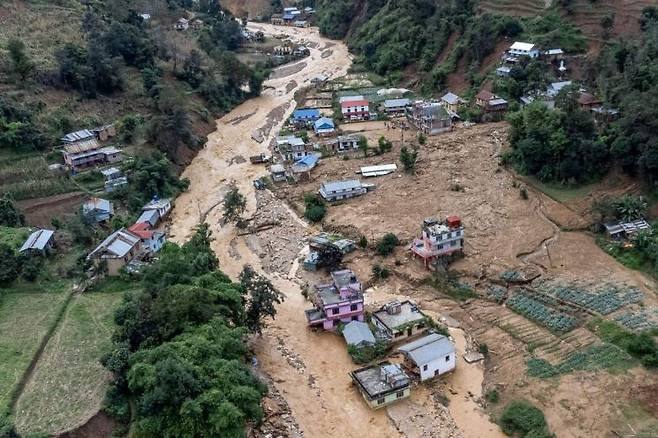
left=348, top=341, right=389, bottom=364
left=358, top=235, right=368, bottom=249
left=304, top=194, right=327, bottom=223
left=478, top=343, right=489, bottom=356
left=485, top=389, right=499, bottom=403
left=376, top=233, right=398, bottom=256
left=372, top=264, right=390, bottom=279
left=520, top=186, right=528, bottom=199
left=499, top=400, right=553, bottom=437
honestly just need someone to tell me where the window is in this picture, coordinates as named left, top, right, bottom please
left=350, top=304, right=358, bottom=311
left=352, top=315, right=358, bottom=321
left=332, top=308, right=339, bottom=315
left=377, top=398, right=385, bottom=405
left=451, top=241, right=457, bottom=247
left=396, top=391, right=405, bottom=398
left=445, top=355, right=450, bottom=362
left=423, top=364, right=428, bottom=371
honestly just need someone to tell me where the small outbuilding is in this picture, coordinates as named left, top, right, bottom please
left=343, top=320, right=376, bottom=347
left=19, top=229, right=55, bottom=255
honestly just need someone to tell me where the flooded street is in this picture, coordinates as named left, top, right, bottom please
left=168, top=23, right=503, bottom=438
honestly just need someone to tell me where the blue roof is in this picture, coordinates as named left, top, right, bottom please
left=314, top=117, right=335, bottom=129
left=282, top=13, right=294, bottom=20
left=295, top=154, right=319, bottom=167
left=293, top=108, right=320, bottom=120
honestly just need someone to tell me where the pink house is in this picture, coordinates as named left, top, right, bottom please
left=305, top=269, right=365, bottom=330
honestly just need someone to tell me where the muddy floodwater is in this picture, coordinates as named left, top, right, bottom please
left=169, top=23, right=503, bottom=438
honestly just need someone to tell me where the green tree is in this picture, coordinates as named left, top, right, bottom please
left=304, top=194, right=326, bottom=223
left=417, top=132, right=427, bottom=145
left=223, top=186, right=246, bottom=223
left=378, top=136, right=392, bottom=154
left=0, top=244, right=19, bottom=285
left=376, top=233, right=399, bottom=256
left=239, top=265, right=284, bottom=334
left=358, top=135, right=369, bottom=157
left=500, top=400, right=553, bottom=438
left=7, top=38, right=33, bottom=81
left=0, top=194, right=24, bottom=227
left=400, top=146, right=418, bottom=173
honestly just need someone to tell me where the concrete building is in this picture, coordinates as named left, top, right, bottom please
left=128, top=222, right=166, bottom=254
left=341, top=99, right=370, bottom=121
left=507, top=42, right=540, bottom=59
left=372, top=300, right=429, bottom=341
left=319, top=179, right=367, bottom=202
left=406, top=101, right=452, bottom=135
left=383, top=98, right=410, bottom=115
left=305, top=269, right=365, bottom=330
left=62, top=139, right=122, bottom=171
left=270, top=164, right=287, bottom=182
left=398, top=333, right=456, bottom=381
left=276, top=135, right=309, bottom=162
left=440, top=92, right=465, bottom=113
left=142, top=197, right=172, bottom=223
left=350, top=362, right=411, bottom=409
left=410, top=216, right=464, bottom=268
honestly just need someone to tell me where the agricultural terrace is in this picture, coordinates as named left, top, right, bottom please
left=0, top=156, right=77, bottom=201
left=14, top=291, right=124, bottom=435
left=0, top=280, right=71, bottom=415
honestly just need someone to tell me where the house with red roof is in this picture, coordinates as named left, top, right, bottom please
left=341, top=98, right=370, bottom=121
left=128, top=222, right=166, bottom=254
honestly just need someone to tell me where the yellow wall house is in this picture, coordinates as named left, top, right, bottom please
left=350, top=362, right=411, bottom=409
left=87, top=228, right=142, bottom=276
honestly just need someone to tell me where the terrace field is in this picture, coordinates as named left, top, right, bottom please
left=14, top=291, right=123, bottom=435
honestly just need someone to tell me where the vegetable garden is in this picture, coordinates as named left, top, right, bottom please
left=526, top=343, right=633, bottom=378
left=536, top=281, right=643, bottom=315
left=614, top=308, right=658, bottom=332
left=506, top=289, right=580, bottom=333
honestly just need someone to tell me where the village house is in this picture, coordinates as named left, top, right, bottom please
left=87, top=228, right=142, bottom=276
left=398, top=333, right=456, bottom=381
left=82, top=198, right=114, bottom=224
left=282, top=7, right=301, bottom=23
left=410, top=216, right=464, bottom=269
left=319, top=179, right=367, bottom=202
left=372, top=300, right=429, bottom=341
left=61, top=129, right=95, bottom=143
left=350, top=362, right=411, bottom=409
left=339, top=95, right=365, bottom=104
left=91, top=124, right=117, bottom=142
left=101, top=167, right=128, bottom=193
left=507, top=41, right=540, bottom=59
left=546, top=81, right=572, bottom=97
left=475, top=90, right=508, bottom=113
left=440, top=92, right=465, bottom=114
left=343, top=320, right=376, bottom=347
left=382, top=98, right=410, bottom=115
left=330, top=134, right=360, bottom=153
left=136, top=209, right=160, bottom=228
left=270, top=14, right=284, bottom=25
left=19, top=229, right=55, bottom=255
left=292, top=108, right=321, bottom=125
left=274, top=41, right=294, bottom=56
left=406, top=101, right=452, bottom=135
left=305, top=269, right=365, bottom=330
left=577, top=92, right=602, bottom=111
left=191, top=19, right=203, bottom=30
left=496, top=66, right=512, bottom=77
left=604, top=219, right=651, bottom=239
left=270, top=164, right=287, bottom=182
left=128, top=222, right=166, bottom=254
left=62, top=138, right=122, bottom=171
left=291, top=154, right=320, bottom=181
left=276, top=135, right=310, bottom=162
left=313, top=117, right=335, bottom=136
left=141, top=197, right=172, bottom=224
left=341, top=98, right=370, bottom=121
left=310, top=74, right=328, bottom=87
left=175, top=17, right=189, bottom=31
left=294, top=20, right=309, bottom=28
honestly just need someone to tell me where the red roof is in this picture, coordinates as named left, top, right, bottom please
left=128, top=222, right=154, bottom=239
left=341, top=100, right=369, bottom=108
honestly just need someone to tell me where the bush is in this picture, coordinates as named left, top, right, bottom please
left=372, top=264, right=390, bottom=279
left=304, top=194, right=327, bottom=223
left=485, top=389, right=499, bottom=403
left=358, top=235, right=368, bottom=249
left=478, top=343, right=489, bottom=356
left=348, top=341, right=389, bottom=364
left=376, top=233, right=399, bottom=256
left=499, top=401, right=553, bottom=438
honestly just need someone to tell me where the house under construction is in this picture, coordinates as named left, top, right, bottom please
left=410, top=216, right=464, bottom=269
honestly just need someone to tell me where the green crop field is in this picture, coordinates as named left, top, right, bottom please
left=13, top=292, right=124, bottom=435
left=0, top=287, right=70, bottom=415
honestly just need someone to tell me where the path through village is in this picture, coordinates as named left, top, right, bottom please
left=169, top=23, right=503, bottom=438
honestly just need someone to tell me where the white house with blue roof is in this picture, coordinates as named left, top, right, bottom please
left=313, top=117, right=335, bottom=136
left=398, top=332, right=456, bottom=381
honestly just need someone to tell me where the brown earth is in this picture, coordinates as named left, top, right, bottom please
left=168, top=24, right=658, bottom=438
left=57, top=411, right=115, bottom=438
left=18, top=192, right=87, bottom=228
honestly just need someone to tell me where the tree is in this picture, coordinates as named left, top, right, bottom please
left=7, top=38, right=33, bottom=81
left=223, top=186, right=246, bottom=223
left=358, top=235, right=368, bottom=249
left=239, top=265, right=284, bottom=334
left=304, top=194, right=326, bottom=223
left=417, top=132, right=427, bottom=145
left=400, top=146, right=418, bottom=173
left=179, top=50, right=205, bottom=88
left=376, top=233, right=399, bottom=256
left=378, top=136, right=392, bottom=154
left=0, top=194, right=24, bottom=227
left=358, top=135, right=369, bottom=157
left=0, top=244, right=19, bottom=285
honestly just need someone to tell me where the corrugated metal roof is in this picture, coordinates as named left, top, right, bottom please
left=295, top=154, right=319, bottom=167
left=341, top=99, right=369, bottom=108
left=314, top=117, right=335, bottom=129
left=321, top=179, right=362, bottom=192
left=343, top=321, right=376, bottom=346
left=398, top=333, right=455, bottom=365
left=19, top=229, right=54, bottom=252
left=137, top=209, right=160, bottom=226
left=61, top=129, right=95, bottom=143
left=384, top=98, right=410, bottom=108
left=360, top=164, right=397, bottom=177
left=293, top=108, right=320, bottom=119
left=441, top=92, right=461, bottom=105
left=510, top=42, right=536, bottom=51
left=339, top=95, right=364, bottom=103
left=83, top=198, right=113, bottom=214
left=88, top=228, right=140, bottom=259
left=63, top=138, right=101, bottom=154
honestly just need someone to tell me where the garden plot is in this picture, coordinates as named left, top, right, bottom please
left=506, top=289, right=581, bottom=333
left=535, top=280, right=644, bottom=315
left=527, top=342, right=633, bottom=378
left=614, top=308, right=658, bottom=332
left=0, top=156, right=77, bottom=201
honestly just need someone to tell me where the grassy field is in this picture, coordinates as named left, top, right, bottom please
left=13, top=291, right=124, bottom=435
left=524, top=176, right=598, bottom=203
left=0, top=284, right=71, bottom=416
left=0, top=227, right=31, bottom=250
